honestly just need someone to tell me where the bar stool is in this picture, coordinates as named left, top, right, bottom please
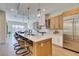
left=15, top=38, right=30, bottom=56
left=14, top=33, right=33, bottom=56
left=14, top=33, right=20, bottom=50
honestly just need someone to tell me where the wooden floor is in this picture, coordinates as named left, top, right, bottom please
left=52, top=45, right=79, bottom=56
left=0, top=35, right=79, bottom=56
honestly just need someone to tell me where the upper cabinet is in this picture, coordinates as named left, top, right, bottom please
left=58, top=15, right=63, bottom=29
left=45, top=14, right=63, bottom=29
left=45, top=7, right=79, bottom=30
left=50, top=15, right=63, bottom=29
left=63, top=7, right=79, bottom=17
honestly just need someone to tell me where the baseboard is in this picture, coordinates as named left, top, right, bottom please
left=63, top=47, right=79, bottom=53
left=53, top=43, right=63, bottom=48
left=53, top=44, right=63, bottom=48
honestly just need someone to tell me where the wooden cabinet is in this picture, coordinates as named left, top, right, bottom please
left=17, top=33, right=52, bottom=56
left=63, top=7, right=79, bottom=17
left=33, top=38, right=52, bottom=56
left=50, top=17, right=55, bottom=29
left=50, top=15, right=63, bottom=29
left=54, top=16, right=59, bottom=29
left=59, top=15, right=63, bottom=29
left=45, top=14, right=63, bottom=29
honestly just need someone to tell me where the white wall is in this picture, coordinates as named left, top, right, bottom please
left=0, top=10, right=6, bottom=43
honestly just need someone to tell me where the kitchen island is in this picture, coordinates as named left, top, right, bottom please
left=16, top=33, right=52, bottom=56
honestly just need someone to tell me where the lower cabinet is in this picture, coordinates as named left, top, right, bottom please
left=33, top=38, right=52, bottom=56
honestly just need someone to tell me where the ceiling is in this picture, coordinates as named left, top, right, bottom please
left=0, top=3, right=79, bottom=22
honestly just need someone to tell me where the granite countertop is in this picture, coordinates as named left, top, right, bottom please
left=17, top=32, right=62, bottom=42
left=23, top=34, right=52, bottom=42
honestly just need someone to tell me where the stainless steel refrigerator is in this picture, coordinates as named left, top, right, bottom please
left=63, top=16, right=79, bottom=53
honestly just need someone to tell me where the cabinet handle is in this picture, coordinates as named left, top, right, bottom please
left=41, top=43, right=44, bottom=47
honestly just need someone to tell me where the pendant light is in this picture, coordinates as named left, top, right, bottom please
left=22, top=12, right=25, bottom=23
left=27, top=7, right=30, bottom=20
left=26, top=7, right=30, bottom=30
left=37, top=3, right=41, bottom=18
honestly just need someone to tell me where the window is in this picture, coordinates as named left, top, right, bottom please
left=12, top=25, right=25, bottom=32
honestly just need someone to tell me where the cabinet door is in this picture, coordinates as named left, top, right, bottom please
left=47, top=15, right=63, bottom=29
left=50, top=17, right=55, bottom=29
left=59, top=15, right=63, bottom=29
left=33, top=39, right=52, bottom=56
left=54, top=16, right=59, bottom=29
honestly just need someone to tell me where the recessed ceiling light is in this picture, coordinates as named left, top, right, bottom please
left=37, top=13, right=41, bottom=18
left=10, top=8, right=15, bottom=11
left=42, top=9, right=46, bottom=12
